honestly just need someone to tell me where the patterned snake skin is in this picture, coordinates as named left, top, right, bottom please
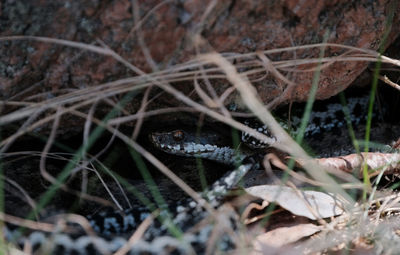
left=5, top=160, right=256, bottom=254
left=3, top=95, right=377, bottom=254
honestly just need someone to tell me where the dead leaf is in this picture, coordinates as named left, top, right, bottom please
left=245, top=185, right=344, bottom=220
left=253, top=223, right=320, bottom=250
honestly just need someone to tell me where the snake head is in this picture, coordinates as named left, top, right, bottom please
left=150, top=130, right=187, bottom=154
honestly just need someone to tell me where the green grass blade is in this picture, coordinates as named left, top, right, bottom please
left=129, top=148, right=182, bottom=238
left=362, top=0, right=396, bottom=200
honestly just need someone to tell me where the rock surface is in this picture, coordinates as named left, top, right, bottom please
left=0, top=0, right=399, bottom=132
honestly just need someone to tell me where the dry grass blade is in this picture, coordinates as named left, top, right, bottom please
left=241, top=200, right=270, bottom=224
left=199, top=52, right=355, bottom=205
left=39, top=107, right=63, bottom=188
left=193, top=76, right=219, bottom=108
left=108, top=107, right=198, bottom=125
left=3, top=177, right=38, bottom=220
left=379, top=75, right=400, bottom=91
left=256, top=51, right=295, bottom=87
left=0, top=212, right=74, bottom=234
left=131, top=86, right=152, bottom=140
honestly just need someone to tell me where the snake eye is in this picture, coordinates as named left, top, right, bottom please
left=173, top=130, right=184, bottom=141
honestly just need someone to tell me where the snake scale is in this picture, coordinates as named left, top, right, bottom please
left=3, top=95, right=377, bottom=254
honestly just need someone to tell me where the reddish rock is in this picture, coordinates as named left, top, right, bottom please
left=0, top=0, right=399, bottom=131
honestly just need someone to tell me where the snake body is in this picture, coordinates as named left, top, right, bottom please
left=3, top=95, right=378, bottom=254
left=5, top=162, right=255, bottom=254
left=5, top=135, right=255, bottom=254
left=242, top=96, right=372, bottom=148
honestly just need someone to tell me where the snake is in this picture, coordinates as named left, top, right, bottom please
left=4, top=130, right=258, bottom=254
left=2, top=95, right=378, bottom=254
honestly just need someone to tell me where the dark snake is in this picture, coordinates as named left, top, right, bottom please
left=3, top=95, right=378, bottom=254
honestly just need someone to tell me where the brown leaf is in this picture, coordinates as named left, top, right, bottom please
left=253, top=223, right=320, bottom=249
